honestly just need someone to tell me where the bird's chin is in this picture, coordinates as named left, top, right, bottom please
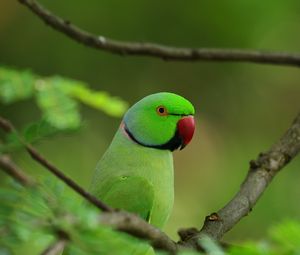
left=144, top=115, right=195, bottom=151
left=155, top=130, right=184, bottom=151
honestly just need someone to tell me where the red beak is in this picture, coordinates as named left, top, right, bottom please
left=177, top=116, right=195, bottom=150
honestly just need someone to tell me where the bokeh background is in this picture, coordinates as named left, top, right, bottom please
left=1, top=0, right=300, bottom=244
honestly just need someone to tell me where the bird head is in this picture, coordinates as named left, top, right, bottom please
left=123, top=92, right=195, bottom=151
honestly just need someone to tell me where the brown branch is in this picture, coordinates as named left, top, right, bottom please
left=26, top=144, right=113, bottom=212
left=0, top=116, right=112, bottom=212
left=100, top=211, right=178, bottom=253
left=181, top=112, right=300, bottom=248
left=0, top=117, right=14, bottom=132
left=0, top=155, right=35, bottom=186
left=17, top=0, right=300, bottom=67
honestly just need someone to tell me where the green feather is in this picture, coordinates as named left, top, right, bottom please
left=98, top=175, right=154, bottom=221
left=90, top=128, right=173, bottom=228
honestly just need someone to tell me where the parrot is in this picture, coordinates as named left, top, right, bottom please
left=89, top=92, right=195, bottom=230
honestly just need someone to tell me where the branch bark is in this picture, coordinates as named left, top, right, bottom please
left=17, top=0, right=300, bottom=67
left=181, top=112, right=300, bottom=249
left=100, top=211, right=177, bottom=253
left=25, top=143, right=113, bottom=212
left=0, top=155, right=35, bottom=186
left=0, top=116, right=112, bottom=212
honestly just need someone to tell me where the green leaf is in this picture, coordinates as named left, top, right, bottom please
left=269, top=220, right=300, bottom=250
left=228, top=242, right=272, bottom=255
left=1, top=120, right=65, bottom=153
left=199, top=235, right=225, bottom=255
left=0, top=67, right=34, bottom=104
left=0, top=67, right=128, bottom=120
left=178, top=249, right=203, bottom=255
left=22, top=119, right=59, bottom=142
left=0, top=179, right=150, bottom=255
left=52, top=76, right=129, bottom=117
left=35, top=78, right=81, bottom=129
left=70, top=85, right=128, bottom=117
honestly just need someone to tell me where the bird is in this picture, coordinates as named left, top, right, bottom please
left=89, top=92, right=195, bottom=229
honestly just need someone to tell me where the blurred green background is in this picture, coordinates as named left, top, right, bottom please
left=1, top=0, right=300, bottom=244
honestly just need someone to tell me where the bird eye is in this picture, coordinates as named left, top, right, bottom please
left=156, top=106, right=168, bottom=116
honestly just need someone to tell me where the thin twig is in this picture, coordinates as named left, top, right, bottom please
left=181, top=112, right=300, bottom=249
left=26, top=144, right=113, bottom=212
left=0, top=116, right=112, bottom=212
left=0, top=155, right=35, bottom=186
left=0, top=117, right=14, bottom=132
left=17, top=0, right=300, bottom=67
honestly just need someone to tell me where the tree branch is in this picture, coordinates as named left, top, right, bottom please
left=181, top=112, right=300, bottom=248
left=100, top=211, right=177, bottom=253
left=25, top=143, right=114, bottom=212
left=17, top=0, right=300, bottom=67
left=0, top=155, right=35, bottom=186
left=0, top=116, right=112, bottom=212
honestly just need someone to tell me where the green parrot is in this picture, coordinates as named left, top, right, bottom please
left=89, top=92, right=195, bottom=229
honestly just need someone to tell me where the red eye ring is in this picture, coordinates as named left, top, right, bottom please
left=156, top=105, right=168, bottom=116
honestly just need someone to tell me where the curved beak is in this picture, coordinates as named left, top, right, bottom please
left=177, top=116, right=195, bottom=150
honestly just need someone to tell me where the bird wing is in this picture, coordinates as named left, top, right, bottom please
left=101, top=175, right=155, bottom=222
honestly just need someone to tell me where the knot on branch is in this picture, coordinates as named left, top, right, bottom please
left=178, top=227, right=199, bottom=242
left=249, top=151, right=292, bottom=173
left=64, top=19, right=71, bottom=26
left=206, top=212, right=222, bottom=222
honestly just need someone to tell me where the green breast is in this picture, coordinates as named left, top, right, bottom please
left=89, top=128, right=174, bottom=228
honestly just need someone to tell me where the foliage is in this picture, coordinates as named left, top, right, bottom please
left=227, top=220, right=300, bottom=255
left=0, top=67, right=128, bottom=151
left=0, top=179, right=150, bottom=255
